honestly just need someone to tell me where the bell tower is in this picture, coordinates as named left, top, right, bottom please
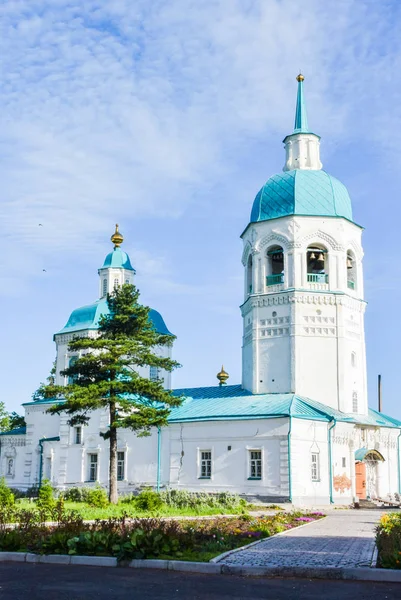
left=241, top=75, right=368, bottom=415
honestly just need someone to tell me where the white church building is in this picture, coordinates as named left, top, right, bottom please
left=1, top=75, right=401, bottom=505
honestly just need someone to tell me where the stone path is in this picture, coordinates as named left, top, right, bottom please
left=218, top=510, right=380, bottom=569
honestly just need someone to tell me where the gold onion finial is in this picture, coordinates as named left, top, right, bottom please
left=217, top=365, right=229, bottom=386
left=296, top=73, right=305, bottom=82
left=111, top=224, right=124, bottom=248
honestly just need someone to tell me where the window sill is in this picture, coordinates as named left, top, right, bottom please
left=248, top=477, right=262, bottom=481
left=311, top=480, right=321, bottom=483
left=198, top=477, right=211, bottom=480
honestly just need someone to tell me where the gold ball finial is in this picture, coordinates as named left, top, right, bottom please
left=217, top=365, right=229, bottom=386
left=296, top=73, right=305, bottom=82
left=111, top=224, right=124, bottom=248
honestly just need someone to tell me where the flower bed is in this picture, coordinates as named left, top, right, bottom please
left=376, top=512, right=401, bottom=569
left=0, top=507, right=324, bottom=562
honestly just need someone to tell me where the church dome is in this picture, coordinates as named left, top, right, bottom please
left=55, top=298, right=172, bottom=336
left=250, top=169, right=353, bottom=224
left=101, top=247, right=135, bottom=272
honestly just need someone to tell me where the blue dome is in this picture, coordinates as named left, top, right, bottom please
left=101, top=247, right=135, bottom=272
left=250, top=170, right=353, bottom=223
left=56, top=298, right=172, bottom=336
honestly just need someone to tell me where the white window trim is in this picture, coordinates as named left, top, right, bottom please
left=247, top=447, right=263, bottom=481
left=74, top=426, right=83, bottom=445
left=198, top=448, right=212, bottom=480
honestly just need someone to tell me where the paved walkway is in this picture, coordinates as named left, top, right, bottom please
left=219, top=510, right=380, bottom=568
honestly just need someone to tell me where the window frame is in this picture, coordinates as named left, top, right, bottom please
left=74, top=426, right=82, bottom=445
left=311, top=452, right=320, bottom=481
left=248, top=449, right=262, bottom=480
left=198, top=449, right=212, bottom=479
left=88, top=453, right=98, bottom=482
left=102, top=278, right=107, bottom=297
left=352, top=391, right=358, bottom=413
left=6, top=458, right=14, bottom=477
left=117, top=451, right=125, bottom=481
left=149, top=366, right=159, bottom=381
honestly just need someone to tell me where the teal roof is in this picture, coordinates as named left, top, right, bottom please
left=168, top=385, right=401, bottom=427
left=0, top=426, right=26, bottom=436
left=250, top=169, right=353, bottom=223
left=55, top=298, right=172, bottom=336
left=101, top=248, right=135, bottom=272
left=294, top=76, right=309, bottom=134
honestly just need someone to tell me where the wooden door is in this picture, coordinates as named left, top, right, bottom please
left=355, top=462, right=366, bottom=499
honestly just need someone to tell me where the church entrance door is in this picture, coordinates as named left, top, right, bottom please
left=355, top=462, right=366, bottom=499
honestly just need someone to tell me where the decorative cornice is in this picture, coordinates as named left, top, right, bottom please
left=299, top=229, right=344, bottom=251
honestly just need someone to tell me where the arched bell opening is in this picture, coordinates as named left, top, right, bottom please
left=246, top=254, right=253, bottom=295
left=346, top=250, right=357, bottom=291
left=307, top=244, right=328, bottom=284
left=266, top=245, right=284, bottom=287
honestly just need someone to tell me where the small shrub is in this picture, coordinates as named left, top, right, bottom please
left=36, top=479, right=55, bottom=513
left=0, top=477, right=15, bottom=508
left=62, top=487, right=91, bottom=503
left=86, top=486, right=109, bottom=508
left=376, top=512, right=401, bottom=569
left=134, top=490, right=163, bottom=512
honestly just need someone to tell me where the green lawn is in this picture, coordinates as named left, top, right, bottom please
left=15, top=499, right=255, bottom=521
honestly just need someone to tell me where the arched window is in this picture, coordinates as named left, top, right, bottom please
left=68, top=356, right=78, bottom=385
left=114, top=277, right=119, bottom=289
left=102, top=279, right=107, bottom=297
left=266, top=245, right=284, bottom=287
left=247, top=255, right=253, bottom=295
left=125, top=278, right=130, bottom=285
left=351, top=352, right=357, bottom=368
left=7, top=458, right=13, bottom=476
left=346, top=250, right=357, bottom=291
left=352, top=391, right=358, bottom=413
left=307, top=245, right=328, bottom=284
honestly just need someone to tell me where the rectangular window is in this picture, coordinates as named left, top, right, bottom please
left=74, top=427, right=82, bottom=444
left=89, top=454, right=98, bottom=482
left=342, top=457, right=346, bottom=468
left=352, top=391, right=358, bottom=413
left=311, top=453, right=320, bottom=481
left=249, top=450, right=262, bottom=480
left=199, top=450, right=212, bottom=479
left=102, top=279, right=107, bottom=296
left=117, top=451, right=125, bottom=481
left=149, top=366, right=159, bottom=381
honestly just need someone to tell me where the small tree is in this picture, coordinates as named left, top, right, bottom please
left=0, top=402, right=10, bottom=432
left=8, top=412, right=26, bottom=430
left=37, top=284, right=182, bottom=504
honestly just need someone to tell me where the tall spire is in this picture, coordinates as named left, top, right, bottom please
left=282, top=74, right=322, bottom=172
left=293, top=74, right=309, bottom=134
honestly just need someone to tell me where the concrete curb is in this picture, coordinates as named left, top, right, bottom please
left=0, top=552, right=401, bottom=581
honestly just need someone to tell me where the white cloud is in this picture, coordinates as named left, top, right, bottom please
left=0, top=0, right=400, bottom=294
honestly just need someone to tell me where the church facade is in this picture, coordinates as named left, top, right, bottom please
left=1, top=76, right=400, bottom=506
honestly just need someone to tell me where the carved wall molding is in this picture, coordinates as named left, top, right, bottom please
left=299, top=229, right=344, bottom=252
left=256, top=231, right=291, bottom=253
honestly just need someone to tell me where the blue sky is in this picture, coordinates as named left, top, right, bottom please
left=1, top=0, right=401, bottom=418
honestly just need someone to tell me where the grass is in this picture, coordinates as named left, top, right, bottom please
left=15, top=499, right=255, bottom=521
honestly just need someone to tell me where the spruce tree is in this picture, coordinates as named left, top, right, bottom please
left=37, top=284, right=182, bottom=503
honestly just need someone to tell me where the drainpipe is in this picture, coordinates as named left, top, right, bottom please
left=398, top=430, right=401, bottom=495
left=38, top=437, right=60, bottom=489
left=328, top=418, right=336, bottom=504
left=287, top=416, right=292, bottom=503
left=156, top=427, right=161, bottom=493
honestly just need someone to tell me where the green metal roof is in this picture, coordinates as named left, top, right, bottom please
left=0, top=426, right=26, bottom=436
left=23, top=384, right=401, bottom=429
left=169, top=385, right=401, bottom=427
left=55, top=298, right=173, bottom=336
left=250, top=169, right=353, bottom=223
left=101, top=248, right=135, bottom=272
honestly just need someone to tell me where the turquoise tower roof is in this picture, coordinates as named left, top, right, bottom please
left=250, top=169, right=353, bottom=223
left=249, top=74, right=354, bottom=224
left=101, top=247, right=135, bottom=272
left=56, top=298, right=172, bottom=336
